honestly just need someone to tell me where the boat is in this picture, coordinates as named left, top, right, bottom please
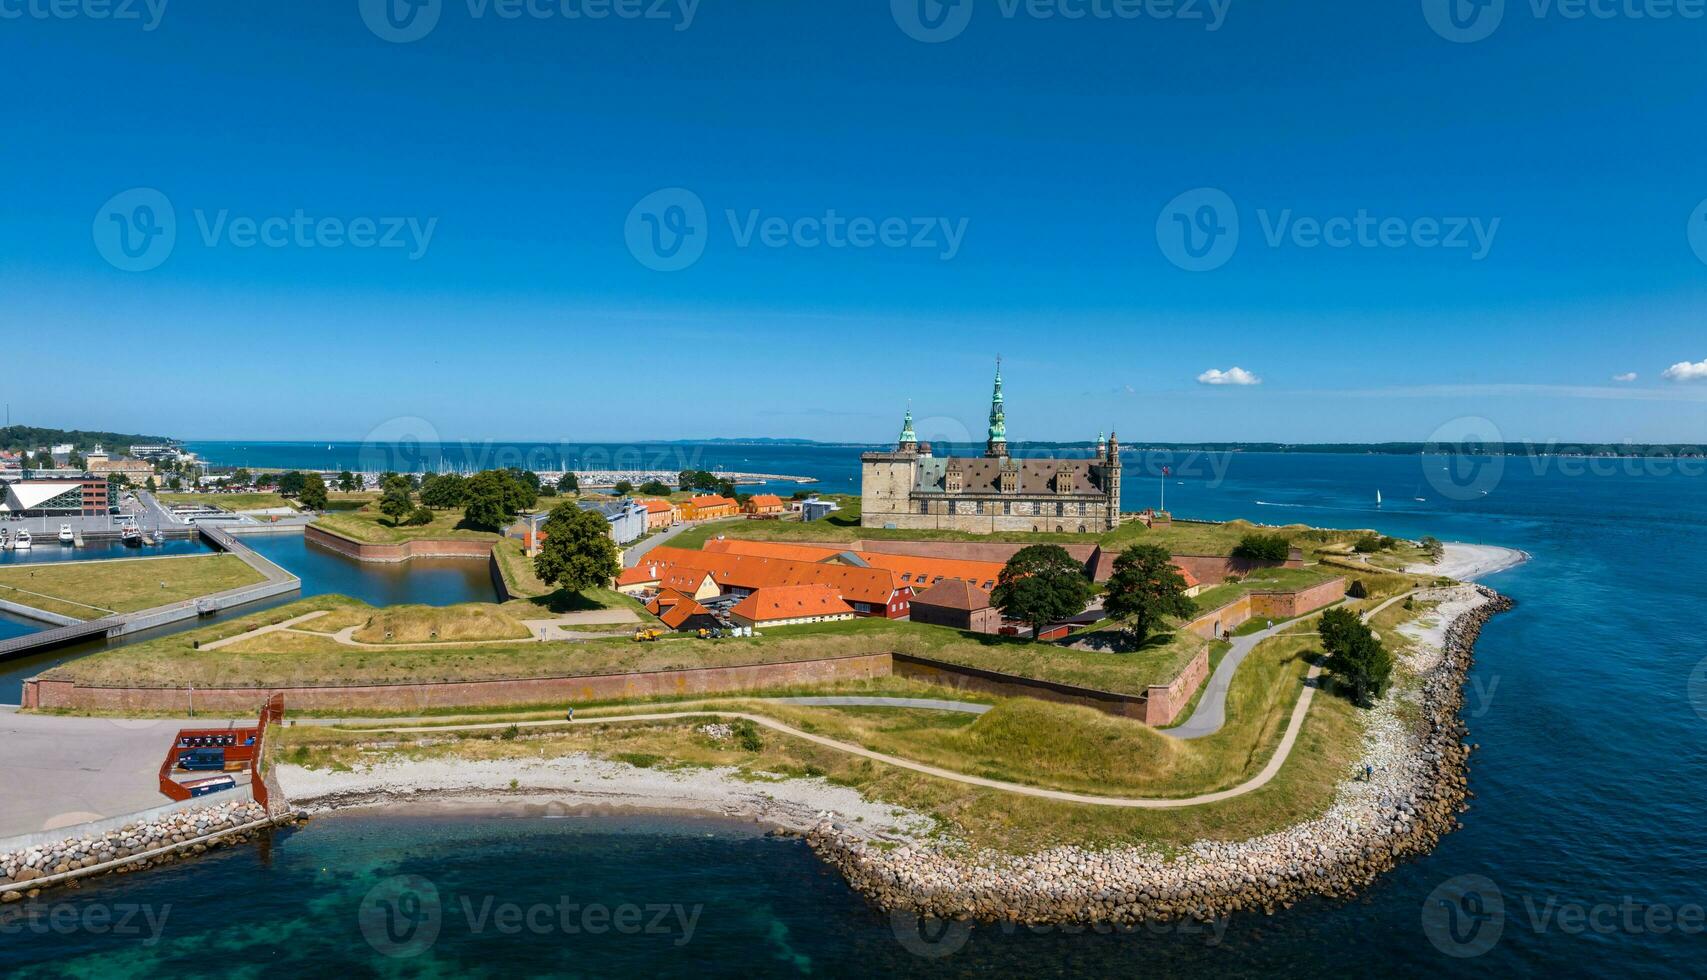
left=58, top=523, right=75, bottom=545
left=14, top=529, right=31, bottom=550
left=1375, top=489, right=1382, bottom=507
left=121, top=522, right=142, bottom=546
left=0, top=528, right=9, bottom=549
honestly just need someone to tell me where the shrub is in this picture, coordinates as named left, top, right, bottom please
left=1232, top=533, right=1291, bottom=561
left=404, top=506, right=434, bottom=526
left=733, top=719, right=763, bottom=752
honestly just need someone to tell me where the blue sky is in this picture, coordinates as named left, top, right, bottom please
left=3, top=0, right=1706, bottom=444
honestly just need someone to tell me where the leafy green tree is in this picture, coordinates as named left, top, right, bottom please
left=557, top=472, right=579, bottom=494
left=1420, top=536, right=1445, bottom=561
left=1101, top=545, right=1197, bottom=646
left=462, top=469, right=532, bottom=531
left=1232, top=533, right=1292, bottom=561
left=378, top=474, right=415, bottom=526
left=612, top=480, right=634, bottom=495
left=1317, top=607, right=1392, bottom=707
left=990, top=544, right=1095, bottom=642
left=337, top=471, right=359, bottom=492
left=298, top=472, right=329, bottom=512
left=419, top=473, right=467, bottom=509
left=506, top=467, right=541, bottom=498
left=532, top=503, right=621, bottom=594
left=230, top=468, right=252, bottom=486
left=716, top=479, right=737, bottom=499
left=404, top=505, right=435, bottom=526
left=276, top=471, right=307, bottom=496
left=637, top=480, right=670, bottom=496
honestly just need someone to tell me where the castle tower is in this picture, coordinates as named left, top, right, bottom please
left=898, top=406, right=919, bottom=453
left=1105, top=430, right=1122, bottom=528
left=985, top=358, right=1008, bottom=458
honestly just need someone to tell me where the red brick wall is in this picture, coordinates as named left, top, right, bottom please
left=24, top=654, right=892, bottom=713
left=1142, top=647, right=1210, bottom=726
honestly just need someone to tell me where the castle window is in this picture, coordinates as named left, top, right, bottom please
left=1002, top=501, right=1011, bottom=515
left=1000, top=468, right=1017, bottom=493
left=1056, top=502, right=1065, bottom=517
left=1056, top=469, right=1074, bottom=494
left=945, top=468, right=963, bottom=493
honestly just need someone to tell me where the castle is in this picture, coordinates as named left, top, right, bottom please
left=859, top=363, right=1123, bottom=534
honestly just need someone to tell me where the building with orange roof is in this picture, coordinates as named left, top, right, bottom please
left=909, top=579, right=1002, bottom=634
left=616, top=562, right=719, bottom=600
left=744, top=493, right=785, bottom=516
left=684, top=495, right=739, bottom=521
left=646, top=590, right=722, bottom=632
left=728, top=585, right=855, bottom=629
left=635, top=545, right=911, bottom=618
left=639, top=498, right=676, bottom=531
left=701, top=538, right=1007, bottom=594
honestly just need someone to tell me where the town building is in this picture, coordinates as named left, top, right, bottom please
left=684, top=495, right=739, bottom=521
left=646, top=590, right=722, bottom=632
left=728, top=584, right=856, bottom=629
left=577, top=498, right=649, bottom=545
left=909, top=579, right=1003, bottom=634
left=0, top=478, right=110, bottom=516
left=860, top=362, right=1122, bottom=534
left=640, top=499, right=676, bottom=531
left=799, top=497, right=840, bottom=522
left=744, top=493, right=784, bottom=516
left=617, top=564, right=720, bottom=600
left=624, top=545, right=911, bottom=618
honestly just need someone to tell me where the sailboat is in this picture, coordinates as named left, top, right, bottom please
left=1375, top=489, right=1382, bottom=508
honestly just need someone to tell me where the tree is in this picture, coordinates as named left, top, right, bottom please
left=557, top=472, right=579, bottom=494
left=230, top=468, right=252, bottom=486
left=337, top=471, right=359, bottom=492
left=404, top=505, right=434, bottom=526
left=462, top=469, right=532, bottom=531
left=533, top=503, right=621, bottom=594
left=507, top=467, right=541, bottom=498
left=298, top=472, right=329, bottom=512
left=419, top=473, right=467, bottom=509
left=1232, top=533, right=1291, bottom=561
left=276, top=471, right=307, bottom=496
left=1420, top=535, right=1445, bottom=561
left=990, top=544, right=1095, bottom=642
left=1318, top=607, right=1392, bottom=708
left=612, top=480, right=634, bottom=495
left=1101, top=545, right=1196, bottom=646
left=638, top=479, right=670, bottom=496
left=716, top=479, right=737, bottom=499
left=378, top=474, right=414, bottom=526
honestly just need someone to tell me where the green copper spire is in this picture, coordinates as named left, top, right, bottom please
left=898, top=405, right=917, bottom=447
left=986, top=357, right=1008, bottom=457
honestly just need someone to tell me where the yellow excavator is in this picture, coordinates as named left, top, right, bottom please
left=632, top=627, right=664, bottom=643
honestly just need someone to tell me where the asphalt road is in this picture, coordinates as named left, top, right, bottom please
left=0, top=708, right=185, bottom=840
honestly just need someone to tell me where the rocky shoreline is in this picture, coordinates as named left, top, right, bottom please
left=807, top=585, right=1514, bottom=925
left=0, top=801, right=286, bottom=904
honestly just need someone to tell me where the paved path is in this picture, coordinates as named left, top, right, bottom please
left=1165, top=618, right=1300, bottom=740
left=622, top=521, right=698, bottom=568
left=197, top=609, right=329, bottom=651
left=0, top=707, right=184, bottom=839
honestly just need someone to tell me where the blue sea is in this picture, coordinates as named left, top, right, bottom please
left=5, top=444, right=1704, bottom=976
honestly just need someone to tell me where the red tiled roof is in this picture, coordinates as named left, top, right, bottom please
left=641, top=499, right=674, bottom=513
left=700, top=539, right=1005, bottom=593
left=911, top=579, right=993, bottom=612
left=690, top=495, right=737, bottom=509
left=659, top=596, right=716, bottom=630
left=729, top=585, right=854, bottom=623
left=748, top=494, right=783, bottom=508
left=618, top=563, right=714, bottom=593
left=643, top=546, right=899, bottom=605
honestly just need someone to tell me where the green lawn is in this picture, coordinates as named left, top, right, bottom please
left=1190, top=565, right=1343, bottom=615
left=312, top=502, right=501, bottom=544
left=159, top=491, right=373, bottom=513
left=0, top=554, right=266, bottom=620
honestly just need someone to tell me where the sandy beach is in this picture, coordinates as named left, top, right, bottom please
left=1408, top=541, right=1528, bottom=582
left=277, top=753, right=933, bottom=842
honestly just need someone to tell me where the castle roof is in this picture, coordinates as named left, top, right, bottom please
left=913, top=456, right=1108, bottom=496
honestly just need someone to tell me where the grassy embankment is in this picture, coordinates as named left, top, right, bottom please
left=274, top=620, right=1372, bottom=851
left=42, top=595, right=1205, bottom=695
left=158, top=491, right=375, bottom=513
left=0, top=555, right=265, bottom=621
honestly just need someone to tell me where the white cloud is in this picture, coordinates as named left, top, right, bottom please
left=1611, top=372, right=1638, bottom=383
left=1197, top=367, right=1262, bottom=386
left=1662, top=360, right=1707, bottom=382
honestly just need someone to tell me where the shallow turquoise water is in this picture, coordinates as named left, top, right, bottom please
left=5, top=449, right=1705, bottom=974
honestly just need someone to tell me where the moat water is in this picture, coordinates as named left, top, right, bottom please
left=4, top=449, right=1705, bottom=976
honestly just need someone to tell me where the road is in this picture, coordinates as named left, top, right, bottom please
left=622, top=521, right=698, bottom=567
left=0, top=708, right=186, bottom=840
